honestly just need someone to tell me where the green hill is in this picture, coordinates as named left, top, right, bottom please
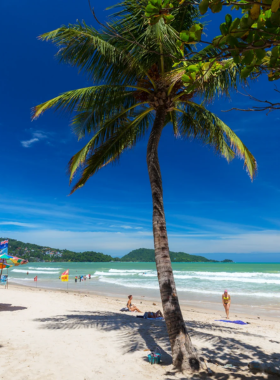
left=1, top=238, right=118, bottom=262
left=1, top=238, right=232, bottom=263
left=120, top=248, right=220, bottom=262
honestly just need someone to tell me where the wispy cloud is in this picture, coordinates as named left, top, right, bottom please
left=0, top=197, right=279, bottom=257
left=21, top=138, right=39, bottom=148
left=0, top=221, right=38, bottom=228
left=21, top=130, right=49, bottom=148
left=33, top=131, right=48, bottom=139
left=110, top=224, right=142, bottom=230
left=2, top=228, right=280, bottom=256
left=2, top=229, right=154, bottom=255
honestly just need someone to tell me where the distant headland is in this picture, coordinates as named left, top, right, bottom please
left=2, top=238, right=233, bottom=263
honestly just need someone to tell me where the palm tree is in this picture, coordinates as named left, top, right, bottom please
left=33, top=0, right=257, bottom=371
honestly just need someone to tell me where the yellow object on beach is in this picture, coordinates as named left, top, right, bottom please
left=61, top=269, right=69, bottom=282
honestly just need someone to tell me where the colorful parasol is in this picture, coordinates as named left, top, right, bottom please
left=0, top=253, right=28, bottom=275
left=0, top=263, right=12, bottom=269
left=0, top=254, right=14, bottom=259
left=0, top=241, right=28, bottom=280
left=8, top=257, right=28, bottom=266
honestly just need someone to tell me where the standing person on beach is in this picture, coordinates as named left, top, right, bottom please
left=222, top=290, right=231, bottom=319
left=4, top=275, right=8, bottom=289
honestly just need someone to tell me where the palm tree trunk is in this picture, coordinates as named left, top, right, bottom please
left=147, top=106, right=200, bottom=371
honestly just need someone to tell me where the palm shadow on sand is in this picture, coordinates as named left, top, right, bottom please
left=34, top=311, right=280, bottom=380
left=0, top=303, right=27, bottom=312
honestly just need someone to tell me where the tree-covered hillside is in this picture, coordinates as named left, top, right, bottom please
left=121, top=248, right=221, bottom=262
left=1, top=238, right=232, bottom=262
left=1, top=238, right=119, bottom=262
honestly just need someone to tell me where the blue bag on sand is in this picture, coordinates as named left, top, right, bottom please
left=148, top=347, right=162, bottom=364
left=148, top=353, right=161, bottom=364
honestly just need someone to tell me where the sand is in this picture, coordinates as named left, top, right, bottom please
left=0, top=284, right=280, bottom=380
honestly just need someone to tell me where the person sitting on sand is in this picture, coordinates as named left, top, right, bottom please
left=222, top=289, right=231, bottom=319
left=127, top=295, right=142, bottom=312
left=146, top=310, right=163, bottom=318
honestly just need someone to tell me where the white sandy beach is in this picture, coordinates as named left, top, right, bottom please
left=1, top=285, right=280, bottom=380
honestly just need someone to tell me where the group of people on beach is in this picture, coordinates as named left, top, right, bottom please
left=126, top=290, right=231, bottom=319
left=74, top=274, right=92, bottom=282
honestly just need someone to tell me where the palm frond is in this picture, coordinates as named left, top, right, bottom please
left=72, top=91, right=137, bottom=139
left=213, top=114, right=257, bottom=179
left=32, top=85, right=147, bottom=121
left=69, top=107, right=153, bottom=193
left=175, top=102, right=257, bottom=179
left=40, top=22, right=144, bottom=84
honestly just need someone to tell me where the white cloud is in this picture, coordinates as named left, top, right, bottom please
left=2, top=229, right=153, bottom=254
left=110, top=225, right=134, bottom=229
left=21, top=138, right=39, bottom=148
left=21, top=130, right=49, bottom=148
left=166, top=230, right=280, bottom=254
left=33, top=131, right=48, bottom=139
left=2, top=228, right=280, bottom=256
left=0, top=198, right=279, bottom=257
left=0, top=221, right=38, bottom=228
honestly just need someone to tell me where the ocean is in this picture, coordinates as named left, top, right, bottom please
left=7, top=262, right=280, bottom=316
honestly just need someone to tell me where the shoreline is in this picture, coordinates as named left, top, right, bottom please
left=8, top=281, right=280, bottom=322
left=8, top=260, right=280, bottom=322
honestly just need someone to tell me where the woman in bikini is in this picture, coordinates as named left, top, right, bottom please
left=222, top=289, right=231, bottom=319
left=127, top=295, right=142, bottom=312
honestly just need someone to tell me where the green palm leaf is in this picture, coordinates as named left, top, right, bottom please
left=69, top=107, right=153, bottom=193
left=40, top=23, right=139, bottom=84
left=176, top=102, right=257, bottom=179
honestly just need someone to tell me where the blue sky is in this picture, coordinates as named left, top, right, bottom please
left=0, top=0, right=279, bottom=261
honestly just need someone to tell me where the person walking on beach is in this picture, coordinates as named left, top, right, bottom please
left=127, top=295, right=142, bottom=312
left=222, top=290, right=231, bottom=319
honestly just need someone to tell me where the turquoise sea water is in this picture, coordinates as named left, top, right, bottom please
left=7, top=262, right=280, bottom=312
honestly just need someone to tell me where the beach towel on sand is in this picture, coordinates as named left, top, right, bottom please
left=143, top=312, right=164, bottom=320
left=146, top=317, right=164, bottom=320
left=215, top=320, right=247, bottom=325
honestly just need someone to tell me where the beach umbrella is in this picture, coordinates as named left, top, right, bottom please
left=8, top=257, right=28, bottom=266
left=0, top=254, right=14, bottom=260
left=0, top=254, right=27, bottom=276
left=0, top=263, right=12, bottom=269
left=0, top=254, right=28, bottom=265
left=0, top=254, right=14, bottom=274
